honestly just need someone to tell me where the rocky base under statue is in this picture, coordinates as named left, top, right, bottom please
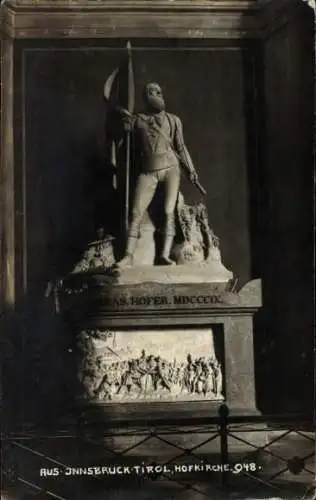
left=72, top=196, right=233, bottom=284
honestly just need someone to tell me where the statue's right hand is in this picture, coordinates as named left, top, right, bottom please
left=122, top=116, right=133, bottom=132
left=115, top=107, right=133, bottom=132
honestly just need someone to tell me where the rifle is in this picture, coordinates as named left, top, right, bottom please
left=193, top=179, right=207, bottom=196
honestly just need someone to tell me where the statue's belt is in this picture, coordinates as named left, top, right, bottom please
left=136, top=114, right=206, bottom=195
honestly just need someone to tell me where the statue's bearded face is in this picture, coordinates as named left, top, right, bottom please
left=144, top=83, right=165, bottom=112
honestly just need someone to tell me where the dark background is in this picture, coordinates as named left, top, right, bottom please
left=22, top=45, right=251, bottom=289
left=5, top=1, right=314, bottom=427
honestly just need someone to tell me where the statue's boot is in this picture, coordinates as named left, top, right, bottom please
left=157, top=234, right=175, bottom=266
left=115, top=236, right=137, bottom=268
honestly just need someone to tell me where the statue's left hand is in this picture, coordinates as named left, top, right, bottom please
left=189, top=171, right=199, bottom=184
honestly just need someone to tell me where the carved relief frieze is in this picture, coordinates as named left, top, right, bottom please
left=76, top=328, right=224, bottom=403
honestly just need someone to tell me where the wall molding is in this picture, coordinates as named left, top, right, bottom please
left=0, top=0, right=303, bottom=40
left=0, top=37, right=15, bottom=309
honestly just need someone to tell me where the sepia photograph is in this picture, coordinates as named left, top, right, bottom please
left=0, top=0, right=315, bottom=499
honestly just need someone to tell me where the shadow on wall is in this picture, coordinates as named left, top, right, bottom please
left=1, top=296, right=77, bottom=428
left=242, top=1, right=315, bottom=414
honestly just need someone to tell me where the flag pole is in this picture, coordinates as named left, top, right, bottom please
left=124, top=40, right=135, bottom=236
left=125, top=131, right=131, bottom=235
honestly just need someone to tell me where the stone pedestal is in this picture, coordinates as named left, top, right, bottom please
left=62, top=273, right=262, bottom=417
left=61, top=273, right=268, bottom=457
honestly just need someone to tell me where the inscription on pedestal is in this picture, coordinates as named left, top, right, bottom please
left=100, top=292, right=224, bottom=309
left=77, top=328, right=224, bottom=403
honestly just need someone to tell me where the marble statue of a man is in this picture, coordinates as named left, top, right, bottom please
left=116, top=82, right=199, bottom=268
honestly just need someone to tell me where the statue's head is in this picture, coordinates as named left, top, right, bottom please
left=143, top=82, right=165, bottom=112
